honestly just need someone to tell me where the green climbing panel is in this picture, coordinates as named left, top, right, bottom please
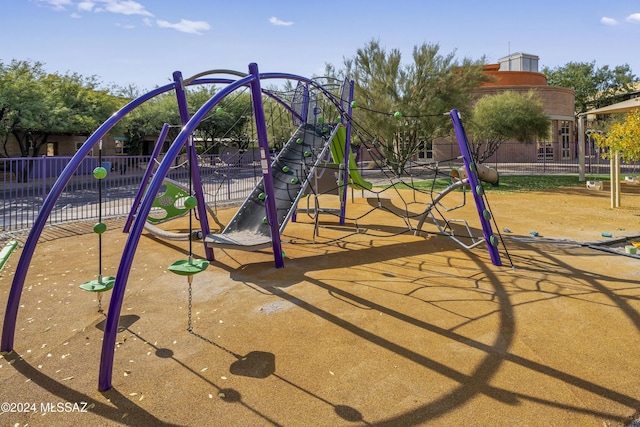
left=148, top=179, right=193, bottom=224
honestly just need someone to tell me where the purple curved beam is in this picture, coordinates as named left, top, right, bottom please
left=1, top=83, right=176, bottom=353
left=98, top=71, right=258, bottom=391
left=1, top=64, right=353, bottom=391
left=123, top=122, right=171, bottom=232
left=123, top=77, right=237, bottom=233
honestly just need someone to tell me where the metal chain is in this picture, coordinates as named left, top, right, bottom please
left=187, top=275, right=193, bottom=332
left=97, top=292, right=103, bottom=313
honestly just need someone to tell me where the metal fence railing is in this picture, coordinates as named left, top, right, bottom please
left=429, top=141, right=640, bottom=176
left=1, top=154, right=261, bottom=232
left=2, top=145, right=640, bottom=233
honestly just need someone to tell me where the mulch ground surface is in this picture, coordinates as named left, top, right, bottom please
left=1, top=183, right=640, bottom=426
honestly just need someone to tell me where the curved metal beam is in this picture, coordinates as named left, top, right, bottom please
left=183, top=69, right=248, bottom=86
left=98, top=73, right=257, bottom=391
left=1, top=82, right=177, bottom=353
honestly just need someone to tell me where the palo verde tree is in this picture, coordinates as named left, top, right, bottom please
left=341, top=39, right=490, bottom=176
left=543, top=61, right=638, bottom=114
left=467, top=90, right=550, bottom=162
left=592, top=109, right=640, bottom=162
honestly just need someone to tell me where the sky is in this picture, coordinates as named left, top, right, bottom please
left=2, top=0, right=640, bottom=91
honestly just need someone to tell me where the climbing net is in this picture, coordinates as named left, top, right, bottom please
left=297, top=104, right=510, bottom=264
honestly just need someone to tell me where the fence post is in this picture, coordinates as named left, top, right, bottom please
left=41, top=156, right=46, bottom=201
left=226, top=153, right=231, bottom=199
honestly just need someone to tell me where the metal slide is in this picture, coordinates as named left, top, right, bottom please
left=205, top=123, right=341, bottom=250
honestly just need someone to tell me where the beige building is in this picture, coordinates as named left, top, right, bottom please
left=2, top=133, right=124, bottom=158
left=430, top=53, right=576, bottom=163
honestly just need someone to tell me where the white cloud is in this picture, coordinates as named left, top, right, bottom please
left=77, top=1, right=95, bottom=12
left=600, top=16, right=618, bottom=26
left=37, top=0, right=74, bottom=11
left=156, top=19, right=211, bottom=35
left=94, top=0, right=153, bottom=17
left=70, top=12, right=82, bottom=18
left=269, top=16, right=293, bottom=26
left=142, top=17, right=153, bottom=26
left=626, top=13, right=640, bottom=23
left=116, top=22, right=136, bottom=29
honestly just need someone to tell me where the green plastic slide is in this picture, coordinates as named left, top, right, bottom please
left=330, top=127, right=372, bottom=190
left=0, top=240, right=18, bottom=272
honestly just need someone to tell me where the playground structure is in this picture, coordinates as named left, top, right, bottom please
left=1, top=63, right=504, bottom=391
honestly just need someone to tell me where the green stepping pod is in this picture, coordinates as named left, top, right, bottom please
left=168, top=259, right=210, bottom=276
left=79, top=276, right=116, bottom=292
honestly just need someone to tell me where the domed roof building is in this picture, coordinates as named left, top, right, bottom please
left=429, top=53, right=576, bottom=166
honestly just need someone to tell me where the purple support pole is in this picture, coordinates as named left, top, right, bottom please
left=172, top=71, right=214, bottom=261
left=124, top=77, right=233, bottom=234
left=338, top=80, right=355, bottom=225
left=449, top=109, right=502, bottom=266
left=98, top=74, right=254, bottom=391
left=249, top=63, right=284, bottom=268
left=123, top=123, right=171, bottom=233
left=1, top=84, right=175, bottom=354
left=301, top=85, right=309, bottom=123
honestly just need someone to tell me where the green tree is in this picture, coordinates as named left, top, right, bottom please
left=121, top=92, right=180, bottom=155
left=592, top=109, right=640, bottom=162
left=543, top=61, right=638, bottom=113
left=468, top=90, right=550, bottom=162
left=342, top=39, right=490, bottom=175
left=36, top=72, right=124, bottom=153
left=0, top=60, right=48, bottom=157
left=0, top=59, right=124, bottom=158
left=189, top=86, right=253, bottom=154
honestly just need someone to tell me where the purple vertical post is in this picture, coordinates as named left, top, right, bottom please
left=172, top=71, right=214, bottom=261
left=41, top=156, right=46, bottom=200
left=338, top=80, right=355, bottom=225
left=301, top=85, right=309, bottom=123
left=449, top=109, right=502, bottom=266
left=123, top=123, right=171, bottom=233
left=98, top=75, right=255, bottom=391
left=249, top=63, right=284, bottom=268
left=226, top=157, right=231, bottom=199
left=2, top=84, right=175, bottom=354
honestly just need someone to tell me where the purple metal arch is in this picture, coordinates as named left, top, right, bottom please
left=123, top=77, right=237, bottom=233
left=191, top=75, right=305, bottom=124
left=449, top=109, right=502, bottom=266
left=98, top=70, right=258, bottom=391
left=1, top=82, right=177, bottom=353
left=1, top=63, right=352, bottom=391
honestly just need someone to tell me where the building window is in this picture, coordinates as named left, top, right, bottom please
left=115, top=137, right=128, bottom=155
left=417, top=140, right=433, bottom=160
left=46, top=142, right=57, bottom=156
left=560, top=120, right=571, bottom=160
